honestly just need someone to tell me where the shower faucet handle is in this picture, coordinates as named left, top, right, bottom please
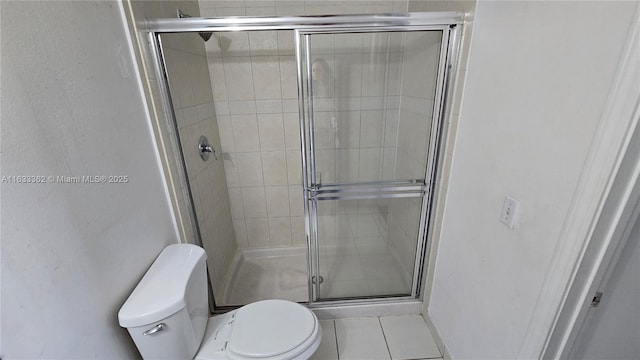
left=198, top=135, right=218, bottom=161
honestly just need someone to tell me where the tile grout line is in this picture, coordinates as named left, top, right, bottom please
left=378, top=316, right=393, bottom=360
left=333, top=319, right=340, bottom=360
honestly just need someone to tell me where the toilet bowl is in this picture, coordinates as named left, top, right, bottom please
left=118, top=244, right=322, bottom=360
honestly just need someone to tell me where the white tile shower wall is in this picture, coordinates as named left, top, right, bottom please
left=201, top=0, right=411, bottom=250
left=161, top=31, right=238, bottom=298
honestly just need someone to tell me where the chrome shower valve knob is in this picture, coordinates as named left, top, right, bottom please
left=198, top=135, right=217, bottom=161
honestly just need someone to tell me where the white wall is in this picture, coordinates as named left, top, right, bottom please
left=427, top=1, right=639, bottom=358
left=1, top=1, right=177, bottom=358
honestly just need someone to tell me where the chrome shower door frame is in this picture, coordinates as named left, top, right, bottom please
left=297, top=23, right=459, bottom=304
left=145, top=12, right=462, bottom=309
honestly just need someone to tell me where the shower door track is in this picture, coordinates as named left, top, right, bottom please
left=146, top=12, right=463, bottom=309
left=143, top=12, right=463, bottom=33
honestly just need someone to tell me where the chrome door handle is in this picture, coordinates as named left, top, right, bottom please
left=143, top=323, right=166, bottom=336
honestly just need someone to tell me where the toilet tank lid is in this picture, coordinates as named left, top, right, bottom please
left=118, top=244, right=206, bottom=328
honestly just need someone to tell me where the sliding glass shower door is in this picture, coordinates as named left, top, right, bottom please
left=298, top=28, right=449, bottom=301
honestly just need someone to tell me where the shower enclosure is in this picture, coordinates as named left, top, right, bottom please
left=146, top=12, right=461, bottom=308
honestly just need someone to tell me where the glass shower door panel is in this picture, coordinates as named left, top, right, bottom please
left=309, top=31, right=443, bottom=185
left=315, top=197, right=423, bottom=300
left=302, top=29, right=446, bottom=300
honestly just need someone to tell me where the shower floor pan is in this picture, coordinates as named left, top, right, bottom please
left=221, top=243, right=412, bottom=306
left=222, top=246, right=309, bottom=305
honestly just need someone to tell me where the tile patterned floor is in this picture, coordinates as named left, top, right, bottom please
left=311, top=315, right=443, bottom=360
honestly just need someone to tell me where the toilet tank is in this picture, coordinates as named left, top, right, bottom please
left=118, top=244, right=209, bottom=359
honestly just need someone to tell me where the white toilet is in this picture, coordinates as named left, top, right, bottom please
left=118, top=244, right=322, bottom=360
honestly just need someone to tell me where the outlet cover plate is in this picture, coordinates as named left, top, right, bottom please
left=501, top=196, right=519, bottom=229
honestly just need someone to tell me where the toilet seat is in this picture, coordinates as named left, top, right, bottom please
left=196, top=300, right=322, bottom=360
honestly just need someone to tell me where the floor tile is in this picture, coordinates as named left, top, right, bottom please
left=335, top=318, right=391, bottom=360
left=310, top=320, right=339, bottom=360
left=380, top=315, right=441, bottom=360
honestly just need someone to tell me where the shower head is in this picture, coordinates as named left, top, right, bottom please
left=177, top=9, right=212, bottom=42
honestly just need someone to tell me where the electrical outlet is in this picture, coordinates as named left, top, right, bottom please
left=500, top=196, right=519, bottom=229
